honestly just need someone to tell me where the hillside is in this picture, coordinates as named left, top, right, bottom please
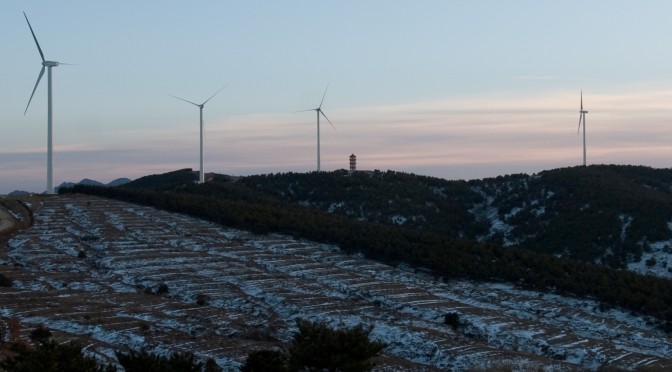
left=63, top=167, right=672, bottom=332
left=1, top=194, right=671, bottom=370
left=239, top=165, right=672, bottom=274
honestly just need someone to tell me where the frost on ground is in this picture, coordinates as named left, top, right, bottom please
left=1, top=194, right=671, bottom=371
left=628, top=220, right=672, bottom=280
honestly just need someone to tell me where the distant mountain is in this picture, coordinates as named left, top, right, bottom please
left=56, top=177, right=132, bottom=191
left=107, top=178, right=131, bottom=187
left=8, top=190, right=31, bottom=196
left=79, top=178, right=104, bottom=187
left=56, top=182, right=77, bottom=191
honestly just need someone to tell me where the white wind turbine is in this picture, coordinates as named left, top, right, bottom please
left=170, top=86, right=225, bottom=184
left=577, top=90, right=588, bottom=166
left=23, top=11, right=69, bottom=194
left=297, top=85, right=336, bottom=172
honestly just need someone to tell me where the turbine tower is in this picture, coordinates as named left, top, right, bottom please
left=23, top=12, right=63, bottom=194
left=298, top=85, right=335, bottom=172
left=170, top=86, right=225, bottom=183
left=577, top=90, right=588, bottom=167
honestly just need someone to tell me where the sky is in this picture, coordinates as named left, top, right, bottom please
left=3, top=1, right=672, bottom=194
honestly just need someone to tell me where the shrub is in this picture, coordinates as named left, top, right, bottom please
left=115, top=349, right=214, bottom=372
left=204, top=358, right=221, bottom=372
left=241, top=350, right=289, bottom=372
left=29, top=325, right=52, bottom=345
left=1, top=325, right=115, bottom=372
left=243, top=321, right=385, bottom=372
left=288, top=320, right=385, bottom=372
left=156, top=283, right=169, bottom=295
left=444, top=312, right=461, bottom=330
left=0, top=273, right=13, bottom=287
left=196, top=294, right=210, bottom=306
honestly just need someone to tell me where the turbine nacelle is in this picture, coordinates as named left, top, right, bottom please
left=43, top=61, right=59, bottom=67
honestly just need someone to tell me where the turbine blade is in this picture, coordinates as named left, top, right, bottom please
left=169, top=94, right=199, bottom=106
left=320, top=110, right=336, bottom=131
left=23, top=12, right=45, bottom=62
left=318, top=84, right=329, bottom=109
left=203, top=85, right=226, bottom=105
left=295, top=108, right=317, bottom=113
left=577, top=115, right=582, bottom=135
left=580, top=90, right=583, bottom=111
left=24, top=66, right=45, bottom=115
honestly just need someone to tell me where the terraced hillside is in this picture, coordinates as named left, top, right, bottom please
left=1, top=195, right=671, bottom=370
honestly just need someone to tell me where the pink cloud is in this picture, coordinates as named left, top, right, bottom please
left=4, top=85, right=672, bottom=194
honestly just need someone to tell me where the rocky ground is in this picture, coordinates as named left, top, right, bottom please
left=0, top=194, right=670, bottom=371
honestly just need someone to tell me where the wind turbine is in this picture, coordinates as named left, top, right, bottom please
left=170, top=86, right=225, bottom=183
left=23, top=12, right=67, bottom=194
left=297, top=85, right=335, bottom=172
left=577, top=90, right=588, bottom=166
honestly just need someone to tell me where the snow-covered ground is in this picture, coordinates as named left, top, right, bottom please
left=628, top=234, right=672, bottom=279
left=1, top=195, right=671, bottom=371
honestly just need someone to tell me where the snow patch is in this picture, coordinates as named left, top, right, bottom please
left=327, top=202, right=344, bottom=213
left=619, top=214, right=633, bottom=242
left=391, top=215, right=407, bottom=225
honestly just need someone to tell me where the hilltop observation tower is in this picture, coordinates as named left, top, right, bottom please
left=349, top=154, right=357, bottom=173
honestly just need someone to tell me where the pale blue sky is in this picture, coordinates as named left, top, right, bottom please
left=3, top=1, right=672, bottom=193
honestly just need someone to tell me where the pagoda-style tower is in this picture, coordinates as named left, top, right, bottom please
left=349, top=154, right=357, bottom=172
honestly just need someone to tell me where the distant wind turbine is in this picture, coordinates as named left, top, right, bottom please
left=23, top=11, right=70, bottom=194
left=297, top=85, right=336, bottom=172
left=170, top=86, right=225, bottom=183
left=577, top=90, right=588, bottom=166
